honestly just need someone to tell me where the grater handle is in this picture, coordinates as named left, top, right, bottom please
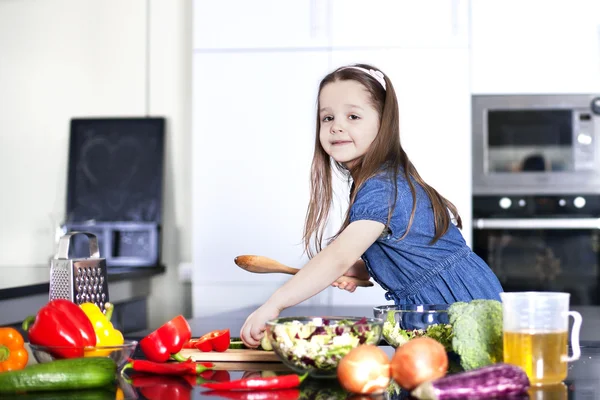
left=56, top=231, right=100, bottom=259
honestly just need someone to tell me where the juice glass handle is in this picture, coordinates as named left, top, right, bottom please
left=563, top=311, right=582, bottom=362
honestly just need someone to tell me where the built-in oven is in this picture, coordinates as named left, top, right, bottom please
left=472, top=94, right=600, bottom=195
left=473, top=194, right=600, bottom=305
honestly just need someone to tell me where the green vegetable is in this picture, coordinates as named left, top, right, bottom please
left=422, top=324, right=453, bottom=351
left=0, top=357, right=116, bottom=393
left=382, top=311, right=453, bottom=351
left=448, top=299, right=503, bottom=371
left=382, top=311, right=411, bottom=347
left=260, top=334, right=273, bottom=351
left=0, top=388, right=116, bottom=400
left=229, top=337, right=269, bottom=350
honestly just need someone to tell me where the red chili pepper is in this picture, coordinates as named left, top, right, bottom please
left=205, top=389, right=301, bottom=400
left=131, top=374, right=192, bottom=400
left=185, top=329, right=231, bottom=352
left=140, top=315, right=192, bottom=362
left=122, top=359, right=213, bottom=376
left=201, top=373, right=307, bottom=391
left=21, top=299, right=97, bottom=358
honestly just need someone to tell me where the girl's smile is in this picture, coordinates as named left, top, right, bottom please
left=331, top=140, right=353, bottom=145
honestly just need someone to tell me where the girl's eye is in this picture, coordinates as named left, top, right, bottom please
left=349, top=114, right=360, bottom=120
left=322, top=116, right=333, bottom=122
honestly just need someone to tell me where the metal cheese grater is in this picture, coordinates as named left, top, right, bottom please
left=49, top=231, right=110, bottom=313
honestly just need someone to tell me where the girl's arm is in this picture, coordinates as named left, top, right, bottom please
left=240, top=219, right=384, bottom=347
left=344, top=258, right=370, bottom=281
left=266, top=219, right=384, bottom=309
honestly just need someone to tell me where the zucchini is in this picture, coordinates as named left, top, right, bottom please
left=0, top=357, right=116, bottom=394
left=411, top=363, right=530, bottom=400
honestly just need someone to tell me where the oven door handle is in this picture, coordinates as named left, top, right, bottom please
left=473, top=218, right=600, bottom=230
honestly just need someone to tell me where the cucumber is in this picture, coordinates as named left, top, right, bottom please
left=0, top=357, right=117, bottom=393
left=229, top=337, right=269, bottom=350
left=0, top=388, right=116, bottom=400
left=411, top=363, right=530, bottom=400
left=229, top=340, right=247, bottom=349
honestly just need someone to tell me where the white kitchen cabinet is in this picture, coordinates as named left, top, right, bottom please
left=327, top=49, right=472, bottom=305
left=191, top=51, right=333, bottom=316
left=330, top=0, right=469, bottom=49
left=0, top=0, right=147, bottom=267
left=471, top=0, right=600, bottom=94
left=193, top=0, right=330, bottom=50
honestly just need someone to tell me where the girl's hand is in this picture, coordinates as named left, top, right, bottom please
left=331, top=259, right=369, bottom=292
left=332, top=280, right=358, bottom=293
left=240, top=302, right=281, bottom=348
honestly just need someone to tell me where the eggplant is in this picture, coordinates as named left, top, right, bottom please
left=411, top=363, right=530, bottom=400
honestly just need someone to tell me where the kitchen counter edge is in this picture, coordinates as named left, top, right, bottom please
left=0, top=265, right=167, bottom=300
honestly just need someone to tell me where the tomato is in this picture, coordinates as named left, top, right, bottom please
left=337, top=344, right=391, bottom=394
left=390, top=337, right=448, bottom=391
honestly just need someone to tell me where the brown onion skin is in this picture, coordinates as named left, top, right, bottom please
left=337, top=344, right=391, bottom=394
left=391, top=337, right=448, bottom=390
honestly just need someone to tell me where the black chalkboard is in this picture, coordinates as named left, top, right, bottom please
left=66, top=118, right=165, bottom=223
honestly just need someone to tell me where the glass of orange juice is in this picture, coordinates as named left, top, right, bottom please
left=500, top=292, right=582, bottom=386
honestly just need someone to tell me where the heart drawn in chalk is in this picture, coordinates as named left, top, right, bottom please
left=79, top=136, right=142, bottom=212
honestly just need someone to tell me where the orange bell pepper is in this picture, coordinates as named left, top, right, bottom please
left=0, top=327, right=28, bottom=371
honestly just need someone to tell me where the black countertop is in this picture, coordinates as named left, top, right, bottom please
left=124, top=305, right=600, bottom=399
left=0, top=265, right=166, bottom=300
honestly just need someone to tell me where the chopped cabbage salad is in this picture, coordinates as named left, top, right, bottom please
left=270, top=317, right=380, bottom=372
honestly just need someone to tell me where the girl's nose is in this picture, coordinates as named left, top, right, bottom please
left=330, top=123, right=343, bottom=134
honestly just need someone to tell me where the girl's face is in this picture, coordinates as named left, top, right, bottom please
left=318, top=80, right=380, bottom=169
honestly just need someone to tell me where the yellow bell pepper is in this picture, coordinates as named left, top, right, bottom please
left=80, top=302, right=124, bottom=357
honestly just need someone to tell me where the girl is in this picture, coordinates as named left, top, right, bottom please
left=240, top=64, right=503, bottom=347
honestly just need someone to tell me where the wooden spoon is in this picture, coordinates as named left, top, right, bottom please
left=234, top=255, right=374, bottom=288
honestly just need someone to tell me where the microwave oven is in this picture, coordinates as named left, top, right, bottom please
left=472, top=94, right=600, bottom=195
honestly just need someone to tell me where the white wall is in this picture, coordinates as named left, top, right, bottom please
left=0, top=0, right=192, bottom=328
left=190, top=5, right=472, bottom=316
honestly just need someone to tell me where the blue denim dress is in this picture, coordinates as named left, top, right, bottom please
left=349, top=172, right=503, bottom=305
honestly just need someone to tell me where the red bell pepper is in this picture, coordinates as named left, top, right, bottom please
left=182, top=370, right=231, bottom=387
left=22, top=299, right=97, bottom=358
left=185, top=329, right=230, bottom=352
left=131, top=374, right=193, bottom=400
left=140, top=315, right=192, bottom=362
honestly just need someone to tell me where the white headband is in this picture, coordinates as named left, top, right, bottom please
left=340, top=66, right=386, bottom=91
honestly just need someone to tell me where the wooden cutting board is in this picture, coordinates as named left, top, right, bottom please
left=180, top=348, right=281, bottom=362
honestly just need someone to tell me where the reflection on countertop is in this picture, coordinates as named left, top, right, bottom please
left=123, top=330, right=600, bottom=399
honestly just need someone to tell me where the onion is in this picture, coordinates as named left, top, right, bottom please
left=337, top=344, right=391, bottom=394
left=390, top=337, right=448, bottom=390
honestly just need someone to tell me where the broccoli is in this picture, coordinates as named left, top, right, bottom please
left=448, top=299, right=503, bottom=371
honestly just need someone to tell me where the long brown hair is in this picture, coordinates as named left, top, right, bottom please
left=303, top=64, right=462, bottom=257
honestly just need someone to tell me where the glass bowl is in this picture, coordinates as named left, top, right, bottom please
left=373, top=304, right=451, bottom=349
left=29, top=340, right=138, bottom=368
left=265, top=316, right=383, bottom=378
